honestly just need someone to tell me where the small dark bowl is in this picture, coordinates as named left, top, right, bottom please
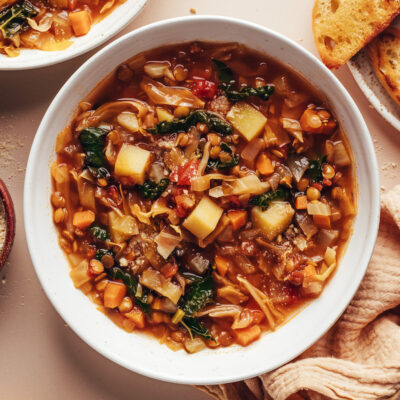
left=0, top=179, right=15, bottom=269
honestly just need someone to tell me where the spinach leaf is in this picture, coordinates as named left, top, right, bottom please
left=138, top=178, right=169, bottom=200
left=78, top=127, right=109, bottom=168
left=147, top=110, right=233, bottom=136
left=107, top=267, right=150, bottom=314
left=207, top=143, right=239, bottom=170
left=90, top=224, right=109, bottom=241
left=212, top=59, right=274, bottom=102
left=212, top=58, right=234, bottom=83
left=307, top=155, right=327, bottom=183
left=220, top=83, right=275, bottom=102
left=181, top=274, right=215, bottom=317
left=249, top=187, right=290, bottom=211
left=182, top=317, right=212, bottom=340
left=0, top=0, right=37, bottom=38
left=95, top=248, right=114, bottom=261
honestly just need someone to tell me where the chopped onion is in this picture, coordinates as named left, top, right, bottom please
left=148, top=162, right=167, bottom=182
left=144, top=61, right=175, bottom=81
left=191, top=173, right=236, bottom=192
left=307, top=201, right=331, bottom=216
left=188, top=253, right=210, bottom=275
left=155, top=229, right=181, bottom=259
left=140, top=269, right=182, bottom=304
left=140, top=77, right=204, bottom=108
left=185, top=127, right=201, bottom=158
left=183, top=338, right=206, bottom=353
left=295, top=212, right=318, bottom=239
left=209, top=174, right=270, bottom=198
left=241, top=138, right=265, bottom=165
left=324, top=246, right=336, bottom=266
left=333, top=141, right=351, bottom=167
left=217, top=224, right=234, bottom=243
left=28, top=14, right=53, bottom=32
left=234, top=255, right=256, bottom=274
left=287, top=155, right=309, bottom=182
left=266, top=172, right=281, bottom=191
left=317, top=229, right=339, bottom=248
left=281, top=117, right=304, bottom=143
left=197, top=141, right=210, bottom=176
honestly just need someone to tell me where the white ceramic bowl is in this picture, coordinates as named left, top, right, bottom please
left=24, top=16, right=380, bottom=385
left=0, top=0, right=147, bottom=70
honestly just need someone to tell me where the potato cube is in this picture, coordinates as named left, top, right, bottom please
left=108, top=210, right=139, bottom=243
left=227, top=102, right=267, bottom=142
left=156, top=108, right=174, bottom=122
left=114, top=143, right=151, bottom=184
left=117, top=112, right=139, bottom=132
left=251, top=202, right=294, bottom=241
left=69, top=260, right=90, bottom=288
left=183, top=196, right=223, bottom=240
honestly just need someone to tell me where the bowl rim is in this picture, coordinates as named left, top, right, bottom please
left=0, top=0, right=148, bottom=71
left=24, top=15, right=380, bottom=385
left=0, top=179, right=16, bottom=269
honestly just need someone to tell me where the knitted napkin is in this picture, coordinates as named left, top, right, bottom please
left=200, top=185, right=400, bottom=400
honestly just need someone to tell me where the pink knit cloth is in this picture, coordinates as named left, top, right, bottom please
left=200, top=185, right=400, bottom=400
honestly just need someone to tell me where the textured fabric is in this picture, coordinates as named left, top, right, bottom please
left=200, top=185, right=400, bottom=400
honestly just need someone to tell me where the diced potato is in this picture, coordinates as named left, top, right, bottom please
left=114, top=143, right=151, bottom=184
left=251, top=202, right=295, bottom=241
left=117, top=112, right=139, bottom=133
left=70, top=259, right=90, bottom=288
left=69, top=10, right=91, bottom=37
left=234, top=325, right=261, bottom=346
left=104, top=282, right=127, bottom=309
left=124, top=308, right=146, bottom=328
left=108, top=210, right=138, bottom=243
left=156, top=107, right=174, bottom=122
left=227, top=102, right=267, bottom=142
left=183, top=196, right=223, bottom=240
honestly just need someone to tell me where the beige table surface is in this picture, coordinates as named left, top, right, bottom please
left=0, top=0, right=400, bottom=399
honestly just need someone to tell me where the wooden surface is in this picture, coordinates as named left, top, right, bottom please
left=0, top=0, right=399, bottom=399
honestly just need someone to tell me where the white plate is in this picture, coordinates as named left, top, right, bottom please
left=24, top=16, right=380, bottom=385
left=0, top=0, right=147, bottom=70
left=348, top=17, right=400, bottom=131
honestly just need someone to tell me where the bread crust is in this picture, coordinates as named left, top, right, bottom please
left=312, top=0, right=400, bottom=69
left=368, top=27, right=400, bottom=106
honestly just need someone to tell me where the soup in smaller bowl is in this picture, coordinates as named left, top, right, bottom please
left=51, top=41, right=356, bottom=354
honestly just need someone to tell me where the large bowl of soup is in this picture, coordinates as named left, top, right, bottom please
left=24, top=16, right=379, bottom=384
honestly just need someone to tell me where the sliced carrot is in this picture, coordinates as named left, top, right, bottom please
left=215, top=255, right=232, bottom=277
left=104, top=282, right=127, bottom=309
left=227, top=209, right=247, bottom=231
left=161, top=263, right=178, bottom=279
left=295, top=195, right=308, bottom=210
left=303, top=264, right=317, bottom=277
left=72, top=210, right=95, bottom=230
left=125, top=307, right=146, bottom=328
left=69, top=10, right=91, bottom=36
left=234, top=325, right=261, bottom=346
left=313, top=215, right=331, bottom=229
left=256, top=152, right=274, bottom=175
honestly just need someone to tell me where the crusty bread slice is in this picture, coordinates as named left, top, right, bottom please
left=367, top=27, right=400, bottom=106
left=313, top=0, right=400, bottom=69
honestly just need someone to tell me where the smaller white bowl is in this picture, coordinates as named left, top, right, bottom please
left=0, top=0, right=147, bottom=70
left=24, top=16, right=380, bottom=385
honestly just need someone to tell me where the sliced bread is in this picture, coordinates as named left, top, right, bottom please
left=367, top=27, right=400, bottom=106
left=313, top=0, right=400, bottom=69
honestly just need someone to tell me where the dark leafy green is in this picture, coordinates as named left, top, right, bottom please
left=147, top=110, right=233, bottom=136
left=249, top=187, right=290, bottom=211
left=138, top=178, right=169, bottom=200
left=212, top=59, right=275, bottom=102
left=0, top=0, right=37, bottom=38
left=107, top=267, right=150, bottom=314
left=307, top=155, right=327, bottom=183
left=90, top=224, right=109, bottom=241
left=95, top=248, right=114, bottom=261
left=207, top=143, right=239, bottom=170
left=78, top=127, right=108, bottom=168
left=181, top=274, right=215, bottom=317
left=182, top=317, right=212, bottom=340
left=212, top=58, right=234, bottom=83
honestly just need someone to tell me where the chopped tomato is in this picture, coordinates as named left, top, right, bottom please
left=68, top=0, right=77, bottom=10
left=170, top=159, right=199, bottom=185
left=228, top=195, right=241, bottom=207
left=172, top=187, right=195, bottom=218
left=311, top=182, right=323, bottom=191
left=323, top=178, right=332, bottom=187
left=191, top=77, right=217, bottom=100
left=282, top=285, right=300, bottom=306
left=161, top=263, right=178, bottom=278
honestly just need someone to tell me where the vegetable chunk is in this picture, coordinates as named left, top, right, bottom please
left=251, top=202, right=295, bottom=241
left=108, top=210, right=138, bottom=243
left=183, top=197, right=223, bottom=240
left=69, top=10, right=91, bottom=36
left=104, top=282, right=127, bottom=308
left=114, top=143, right=151, bottom=184
left=227, top=102, right=267, bottom=142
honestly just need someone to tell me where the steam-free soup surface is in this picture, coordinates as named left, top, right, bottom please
left=51, top=41, right=356, bottom=353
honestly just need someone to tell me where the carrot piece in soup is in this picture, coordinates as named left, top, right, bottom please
left=125, top=307, right=146, bottom=328
left=215, top=255, right=232, bottom=276
left=295, top=195, right=308, bottom=210
left=234, top=325, right=261, bottom=346
left=227, top=209, right=247, bottom=231
left=104, top=282, right=127, bottom=309
left=69, top=10, right=91, bottom=36
left=72, top=210, right=95, bottom=230
left=313, top=215, right=331, bottom=229
left=256, top=153, right=274, bottom=175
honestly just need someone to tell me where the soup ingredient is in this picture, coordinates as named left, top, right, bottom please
left=307, top=155, right=327, bottom=183
left=108, top=211, right=138, bottom=243
left=249, top=187, right=289, bottom=211
left=0, top=0, right=37, bottom=38
left=147, top=109, right=233, bottom=136
left=78, top=127, right=108, bottom=168
left=114, top=144, right=151, bottom=184
left=183, top=196, right=223, bottom=240
left=207, top=143, right=239, bottom=170
left=252, top=201, right=295, bottom=241
left=138, top=179, right=169, bottom=200
left=104, top=281, right=126, bottom=308
left=90, top=224, right=109, bottom=241
left=72, top=210, right=95, bottom=230
left=227, top=102, right=267, bottom=142
left=68, top=10, right=91, bottom=36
